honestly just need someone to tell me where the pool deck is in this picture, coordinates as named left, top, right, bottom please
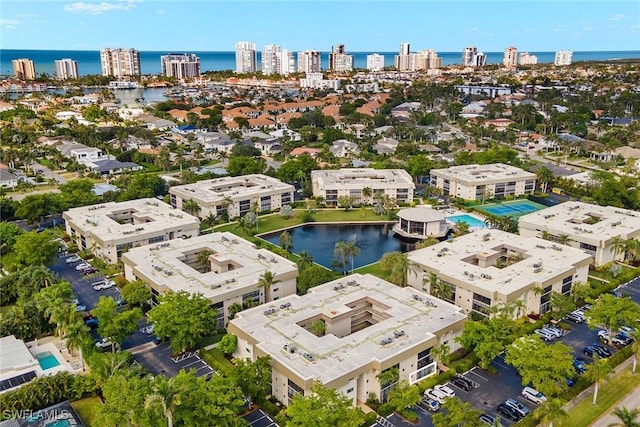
left=27, top=337, right=82, bottom=375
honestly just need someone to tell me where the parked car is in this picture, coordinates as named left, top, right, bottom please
left=140, top=324, right=155, bottom=335
left=504, top=398, right=530, bottom=418
left=75, top=262, right=91, bottom=271
left=81, top=267, right=98, bottom=275
left=75, top=305, right=87, bottom=312
left=497, top=403, right=523, bottom=421
left=419, top=397, right=440, bottom=412
left=534, top=329, right=555, bottom=341
left=153, top=335, right=170, bottom=345
left=92, top=280, right=115, bottom=291
left=95, top=337, right=113, bottom=349
left=65, top=255, right=82, bottom=264
left=592, top=343, right=613, bottom=358
left=573, top=358, right=587, bottom=374
left=451, top=376, right=473, bottom=391
left=424, top=388, right=448, bottom=405
left=565, top=312, right=584, bottom=323
left=435, top=384, right=456, bottom=398
left=84, top=317, right=99, bottom=329
left=541, top=327, right=563, bottom=338
left=479, top=414, right=496, bottom=425
left=522, top=387, right=547, bottom=404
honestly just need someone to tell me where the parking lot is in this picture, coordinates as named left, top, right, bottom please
left=132, top=341, right=214, bottom=379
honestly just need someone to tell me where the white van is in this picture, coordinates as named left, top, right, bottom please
left=522, top=387, right=547, bottom=404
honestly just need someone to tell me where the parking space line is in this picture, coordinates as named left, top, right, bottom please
left=468, top=367, right=489, bottom=382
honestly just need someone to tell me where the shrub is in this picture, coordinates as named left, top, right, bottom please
left=301, top=211, right=315, bottom=223
left=377, top=402, right=394, bottom=416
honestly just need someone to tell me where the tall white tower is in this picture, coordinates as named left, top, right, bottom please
left=235, top=41, right=257, bottom=73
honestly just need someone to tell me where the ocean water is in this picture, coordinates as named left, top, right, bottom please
left=2, top=49, right=640, bottom=77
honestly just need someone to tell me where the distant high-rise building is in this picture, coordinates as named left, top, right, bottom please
left=12, top=58, right=36, bottom=80
left=297, top=50, right=322, bottom=73
left=235, top=41, right=257, bottom=73
left=366, top=53, right=385, bottom=71
left=54, top=59, right=79, bottom=80
left=503, top=46, right=518, bottom=67
left=554, top=50, right=573, bottom=66
left=414, top=50, right=442, bottom=70
left=473, top=52, right=487, bottom=67
left=328, top=44, right=353, bottom=72
left=395, top=43, right=413, bottom=71
left=161, top=53, right=200, bottom=79
left=462, top=46, right=477, bottom=66
left=262, top=45, right=295, bottom=75
left=100, top=48, right=141, bottom=77
left=518, top=52, right=538, bottom=65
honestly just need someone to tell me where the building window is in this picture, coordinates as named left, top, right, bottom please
left=539, top=285, right=553, bottom=313
left=347, top=387, right=354, bottom=394
left=260, top=195, right=271, bottom=212
left=579, top=242, right=596, bottom=257
left=287, top=379, right=303, bottom=404
left=239, top=200, right=251, bottom=215
left=149, top=235, right=165, bottom=244
left=561, top=275, right=573, bottom=295
left=472, top=293, right=491, bottom=317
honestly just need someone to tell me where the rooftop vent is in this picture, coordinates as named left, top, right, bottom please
left=393, top=330, right=405, bottom=338
left=280, top=302, right=291, bottom=309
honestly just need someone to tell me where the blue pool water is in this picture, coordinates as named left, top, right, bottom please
left=479, top=200, right=547, bottom=218
left=446, top=214, right=487, bottom=229
left=45, top=420, right=71, bottom=427
left=261, top=223, right=413, bottom=270
left=36, top=352, right=60, bottom=370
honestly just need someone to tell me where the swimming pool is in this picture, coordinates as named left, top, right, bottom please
left=478, top=200, right=547, bottom=218
left=36, top=352, right=61, bottom=370
left=45, top=420, right=71, bottom=427
left=446, top=214, right=486, bottom=229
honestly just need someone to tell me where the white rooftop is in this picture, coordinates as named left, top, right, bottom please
left=430, top=163, right=536, bottom=183
left=518, top=201, right=640, bottom=242
left=408, top=230, right=592, bottom=296
left=169, top=174, right=293, bottom=203
left=121, top=232, right=298, bottom=299
left=397, top=206, right=447, bottom=222
left=311, top=168, right=415, bottom=187
left=229, top=273, right=466, bottom=384
left=63, top=198, right=199, bottom=239
left=0, top=336, right=38, bottom=377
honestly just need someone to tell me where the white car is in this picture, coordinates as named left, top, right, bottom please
left=95, top=338, right=113, bottom=349
left=522, top=387, right=547, bottom=404
left=140, top=324, right=155, bottom=335
left=424, top=388, right=448, bottom=404
left=541, top=327, right=563, bottom=338
left=93, top=280, right=115, bottom=291
left=65, top=255, right=82, bottom=264
left=435, top=384, right=456, bottom=398
left=75, top=262, right=91, bottom=271
left=534, top=329, right=555, bottom=341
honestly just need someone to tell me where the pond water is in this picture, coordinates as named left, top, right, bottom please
left=261, top=223, right=414, bottom=270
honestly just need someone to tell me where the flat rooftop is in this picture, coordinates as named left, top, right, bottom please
left=122, top=232, right=297, bottom=299
left=518, top=201, right=640, bottom=242
left=311, top=168, right=415, bottom=187
left=229, top=273, right=466, bottom=384
left=430, top=163, right=536, bottom=183
left=169, top=174, right=293, bottom=203
left=0, top=336, right=37, bottom=377
left=63, top=198, right=199, bottom=239
left=408, top=230, right=592, bottom=296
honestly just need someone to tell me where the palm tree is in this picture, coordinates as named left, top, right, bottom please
left=376, top=367, right=399, bottom=402
left=343, top=241, right=361, bottom=274
left=557, top=233, right=572, bottom=246
left=182, top=199, right=201, bottom=217
left=145, top=376, right=182, bottom=427
left=196, top=249, right=213, bottom=273
left=608, top=407, right=640, bottom=427
left=297, top=251, right=314, bottom=270
left=535, top=166, right=554, bottom=194
left=221, top=196, right=233, bottom=221
left=415, top=236, right=439, bottom=249
left=430, top=343, right=450, bottom=371
left=610, top=237, right=628, bottom=261
left=535, top=398, right=568, bottom=427
left=585, top=356, right=613, bottom=405
left=64, top=320, right=90, bottom=371
left=237, top=216, right=250, bottom=237
left=279, top=231, right=293, bottom=253
left=251, top=201, right=260, bottom=231
left=333, top=241, right=348, bottom=275
left=512, top=299, right=526, bottom=319
left=362, top=187, right=373, bottom=205
left=228, top=302, right=243, bottom=321
left=257, top=271, right=280, bottom=303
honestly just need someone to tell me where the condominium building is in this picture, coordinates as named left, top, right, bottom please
left=394, top=43, right=413, bottom=71
left=235, top=41, right=257, bottom=73
left=228, top=273, right=467, bottom=405
left=518, top=201, right=640, bottom=266
left=407, top=230, right=592, bottom=318
left=169, top=174, right=294, bottom=219
left=503, top=46, right=518, bottom=67
left=554, top=50, right=573, bottom=66
left=262, top=45, right=296, bottom=75
left=473, top=52, right=487, bottom=67
left=160, top=53, right=200, bottom=79
left=54, top=58, right=79, bottom=80
left=366, top=54, right=385, bottom=72
left=297, top=50, right=322, bottom=73
left=12, top=59, right=36, bottom=80
left=311, top=168, right=415, bottom=206
left=122, top=232, right=298, bottom=328
left=299, top=72, right=340, bottom=90
left=414, top=50, right=442, bottom=70
left=462, top=46, right=477, bottom=66
left=62, top=199, right=200, bottom=264
left=100, top=48, right=141, bottom=77
left=328, top=44, right=353, bottom=72
left=518, top=52, right=538, bottom=65
left=429, top=163, right=536, bottom=200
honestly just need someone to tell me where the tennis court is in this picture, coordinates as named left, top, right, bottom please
left=478, top=200, right=547, bottom=218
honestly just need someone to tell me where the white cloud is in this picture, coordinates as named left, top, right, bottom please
left=607, top=14, right=624, bottom=22
left=156, top=9, right=165, bottom=14
left=63, top=0, right=141, bottom=15
left=0, top=18, right=22, bottom=25
left=551, top=25, right=565, bottom=33
left=16, top=14, right=38, bottom=17
left=581, top=26, right=594, bottom=32
left=6, top=25, right=17, bottom=30
left=468, top=26, right=479, bottom=33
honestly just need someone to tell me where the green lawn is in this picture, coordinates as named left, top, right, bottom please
left=215, top=208, right=396, bottom=237
left=71, top=397, right=102, bottom=427
left=200, top=348, right=235, bottom=377
left=353, top=262, right=390, bottom=281
left=560, top=368, right=640, bottom=427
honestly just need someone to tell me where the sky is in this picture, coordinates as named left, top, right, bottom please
left=1, top=0, right=639, bottom=52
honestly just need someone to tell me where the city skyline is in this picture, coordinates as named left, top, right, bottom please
left=1, top=1, right=638, bottom=52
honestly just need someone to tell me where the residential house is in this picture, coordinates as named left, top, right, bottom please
left=329, top=139, right=360, bottom=158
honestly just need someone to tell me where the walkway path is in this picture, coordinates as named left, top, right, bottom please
left=589, top=383, right=640, bottom=426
